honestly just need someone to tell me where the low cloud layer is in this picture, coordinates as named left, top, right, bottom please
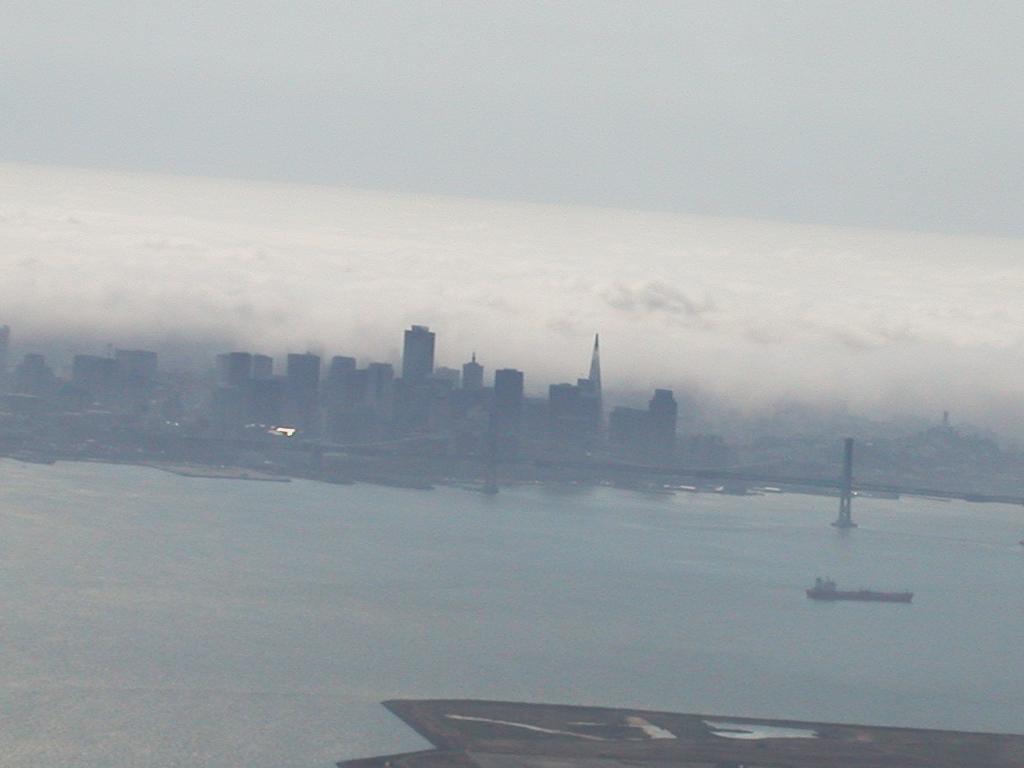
left=3, top=163, right=1024, bottom=432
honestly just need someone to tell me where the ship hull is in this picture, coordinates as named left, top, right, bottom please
left=806, top=589, right=912, bottom=603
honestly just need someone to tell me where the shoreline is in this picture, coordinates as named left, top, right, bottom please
left=4, top=451, right=1021, bottom=509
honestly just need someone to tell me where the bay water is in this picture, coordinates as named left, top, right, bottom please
left=2, top=459, right=1022, bottom=766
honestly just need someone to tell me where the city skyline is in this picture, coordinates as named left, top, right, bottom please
left=3, top=312, right=1022, bottom=504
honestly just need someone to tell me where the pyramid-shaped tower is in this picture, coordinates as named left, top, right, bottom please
left=588, top=334, right=602, bottom=395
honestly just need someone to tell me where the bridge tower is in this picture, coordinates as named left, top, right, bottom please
left=832, top=437, right=857, bottom=528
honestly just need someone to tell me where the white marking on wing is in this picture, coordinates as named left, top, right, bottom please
left=445, top=715, right=606, bottom=740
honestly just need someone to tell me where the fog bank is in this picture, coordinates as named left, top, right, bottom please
left=3, top=163, right=1023, bottom=432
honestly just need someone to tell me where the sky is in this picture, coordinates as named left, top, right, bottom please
left=1, top=1, right=1022, bottom=235
left=1, top=3, right=1023, bottom=432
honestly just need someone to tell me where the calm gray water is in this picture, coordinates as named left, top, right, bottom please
left=2, top=459, right=1022, bottom=767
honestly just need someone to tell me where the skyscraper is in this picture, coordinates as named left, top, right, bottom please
left=396, top=325, right=436, bottom=432
left=588, top=334, right=602, bottom=395
left=548, top=383, right=582, bottom=426
left=548, top=374, right=600, bottom=451
left=646, top=388, right=678, bottom=463
left=493, top=368, right=524, bottom=431
left=252, top=354, right=274, bottom=379
left=285, top=352, right=321, bottom=432
left=401, top=325, right=435, bottom=382
left=216, top=352, right=253, bottom=386
left=588, top=333, right=602, bottom=424
left=328, top=355, right=357, bottom=382
left=608, top=389, right=677, bottom=463
left=461, top=353, right=483, bottom=390
left=324, top=356, right=357, bottom=410
left=366, top=362, right=395, bottom=415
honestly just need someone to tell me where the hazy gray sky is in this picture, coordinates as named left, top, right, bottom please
left=2, top=1, right=1022, bottom=234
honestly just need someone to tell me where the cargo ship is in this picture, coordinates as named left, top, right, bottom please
left=807, top=577, right=912, bottom=603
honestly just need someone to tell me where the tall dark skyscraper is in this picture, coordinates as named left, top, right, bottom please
left=461, top=353, right=483, bottom=391
left=324, top=356, right=357, bottom=410
left=493, top=368, right=524, bottom=430
left=401, top=325, right=435, bottom=382
left=285, top=352, right=321, bottom=432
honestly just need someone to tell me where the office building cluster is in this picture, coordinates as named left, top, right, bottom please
left=1, top=327, right=161, bottom=418
left=0, top=323, right=680, bottom=465
left=208, top=324, right=538, bottom=453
